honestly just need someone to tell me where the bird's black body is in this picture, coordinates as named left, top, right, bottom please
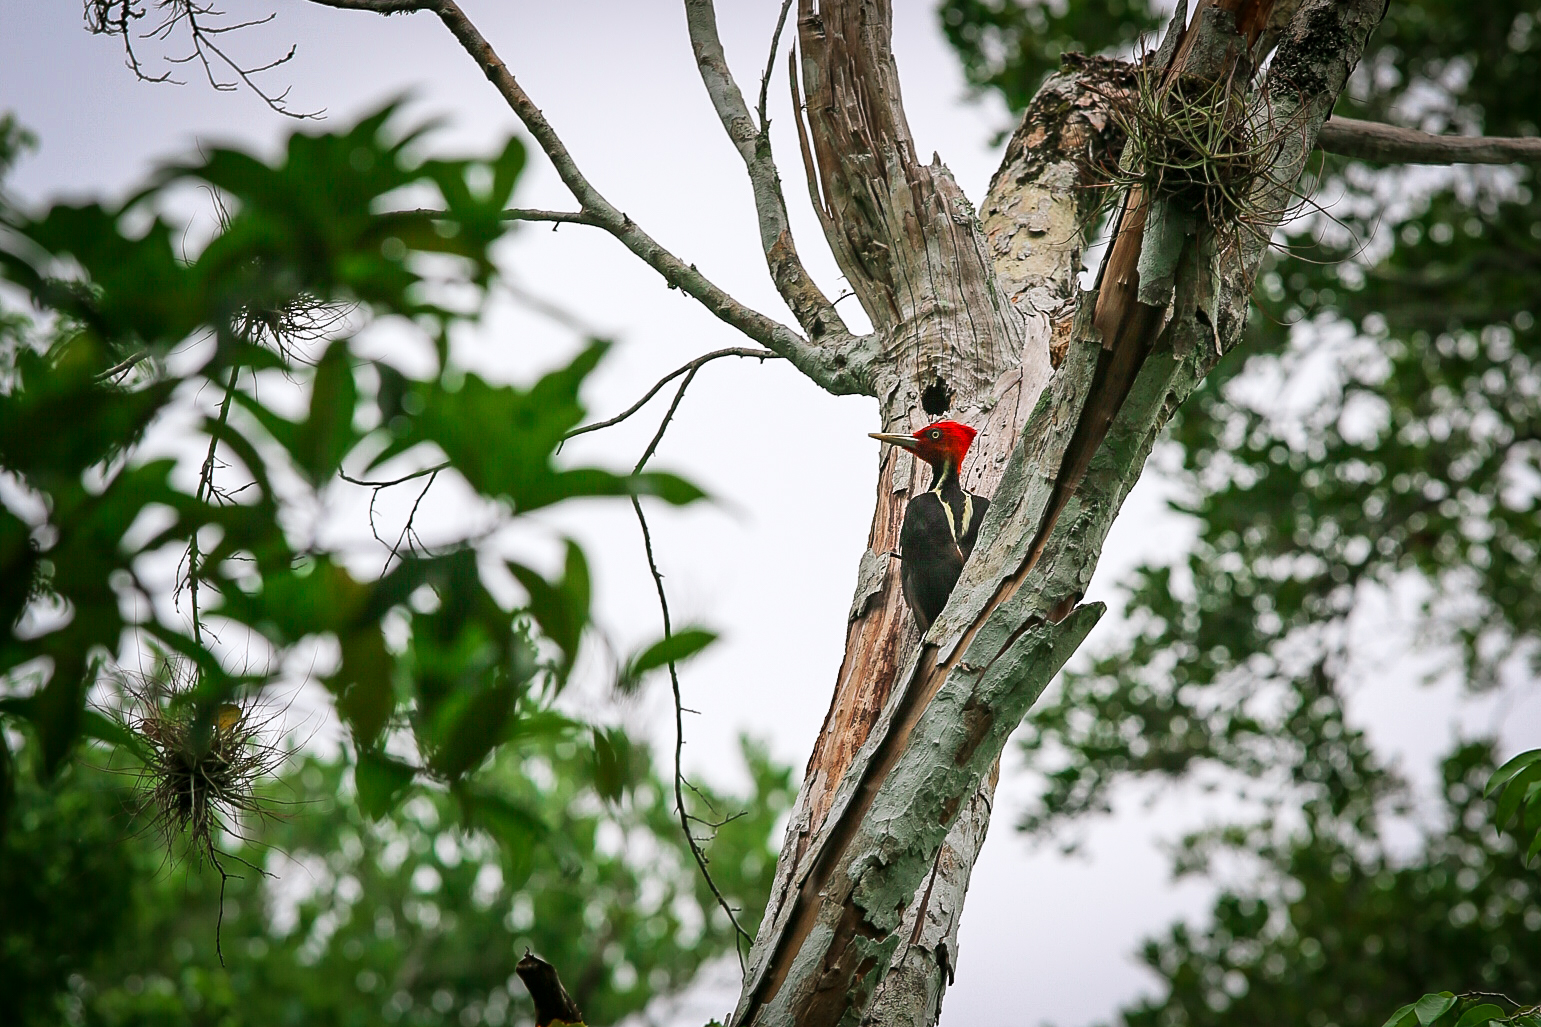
left=900, top=462, right=988, bottom=632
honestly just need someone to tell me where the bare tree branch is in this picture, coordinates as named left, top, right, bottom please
left=395, top=206, right=598, bottom=227
left=757, top=0, right=796, bottom=133
left=1317, top=116, right=1541, bottom=165
left=564, top=346, right=778, bottom=443
left=499, top=207, right=597, bottom=226
left=628, top=372, right=757, bottom=966
left=680, top=0, right=850, bottom=347
left=306, top=0, right=876, bottom=397
left=86, top=0, right=322, bottom=119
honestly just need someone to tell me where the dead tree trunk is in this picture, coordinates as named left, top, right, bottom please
left=755, top=26, right=1132, bottom=1027
left=730, top=2, right=1384, bottom=1026
left=305, top=1, right=1388, bottom=1023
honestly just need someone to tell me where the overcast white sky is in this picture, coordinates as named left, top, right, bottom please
left=3, top=3, right=1533, bottom=1026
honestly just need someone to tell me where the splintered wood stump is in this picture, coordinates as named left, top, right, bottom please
left=516, top=950, right=584, bottom=1027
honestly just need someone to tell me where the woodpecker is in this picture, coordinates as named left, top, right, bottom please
left=869, top=420, right=989, bottom=633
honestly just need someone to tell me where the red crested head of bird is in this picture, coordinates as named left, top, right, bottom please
left=868, top=420, right=978, bottom=470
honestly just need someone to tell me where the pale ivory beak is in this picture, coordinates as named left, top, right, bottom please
left=869, top=431, right=919, bottom=451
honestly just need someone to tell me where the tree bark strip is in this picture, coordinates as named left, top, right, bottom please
left=298, top=1, right=1386, bottom=1023
left=735, top=1, right=1386, bottom=1024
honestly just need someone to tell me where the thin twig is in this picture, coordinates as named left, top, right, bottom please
left=630, top=496, right=753, bottom=966
left=634, top=368, right=701, bottom=475
left=626, top=365, right=754, bottom=965
left=386, top=468, right=439, bottom=571
left=98, top=349, right=152, bottom=382
left=86, top=0, right=321, bottom=119
left=757, top=0, right=795, bottom=134
left=564, top=347, right=777, bottom=444
left=186, top=368, right=239, bottom=645
left=339, top=463, right=449, bottom=489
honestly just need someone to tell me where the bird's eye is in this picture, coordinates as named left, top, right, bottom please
left=929, top=429, right=941, bottom=439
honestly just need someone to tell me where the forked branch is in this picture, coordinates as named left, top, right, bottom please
left=307, top=0, right=875, bottom=397
left=682, top=0, right=851, bottom=346
left=565, top=346, right=778, bottom=443
left=86, top=0, right=322, bottom=118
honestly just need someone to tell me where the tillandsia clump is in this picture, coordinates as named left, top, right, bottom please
left=110, top=657, right=293, bottom=961
left=234, top=291, right=353, bottom=361
left=112, top=657, right=288, bottom=872
left=1088, top=56, right=1305, bottom=249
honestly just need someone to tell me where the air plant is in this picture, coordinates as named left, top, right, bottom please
left=1085, top=54, right=1312, bottom=253
left=112, top=655, right=292, bottom=962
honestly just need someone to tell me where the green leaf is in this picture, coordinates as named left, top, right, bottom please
left=424, top=681, right=521, bottom=782
left=1381, top=1003, right=1419, bottom=1027
left=1495, top=763, right=1541, bottom=828
left=221, top=556, right=373, bottom=643
left=330, top=625, right=396, bottom=748
left=23, top=650, right=90, bottom=776
left=294, top=339, right=361, bottom=483
left=631, top=471, right=708, bottom=506
left=1455, top=1004, right=1505, bottom=1027
left=371, top=342, right=706, bottom=515
left=457, top=784, right=548, bottom=890
left=508, top=541, right=589, bottom=676
left=627, top=628, right=718, bottom=682
left=591, top=726, right=633, bottom=803
left=1414, top=993, right=1458, bottom=1027
left=354, top=749, right=416, bottom=818
left=230, top=340, right=361, bottom=486
left=78, top=709, right=149, bottom=762
left=1487, top=748, right=1541, bottom=795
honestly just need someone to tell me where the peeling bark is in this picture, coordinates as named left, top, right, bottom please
left=735, top=2, right=1385, bottom=1025
left=302, top=2, right=1389, bottom=1024
left=747, top=39, right=1135, bottom=1027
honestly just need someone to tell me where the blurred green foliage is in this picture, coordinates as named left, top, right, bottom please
left=939, top=0, right=1541, bottom=1023
left=1122, top=744, right=1541, bottom=1027
left=0, top=104, right=778, bottom=1021
left=1, top=734, right=792, bottom=1026
left=0, top=103, right=700, bottom=795
left=939, top=0, right=1162, bottom=112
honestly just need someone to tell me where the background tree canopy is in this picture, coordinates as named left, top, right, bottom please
left=0, top=106, right=790, bottom=1024
left=942, top=1, right=1541, bottom=1025
left=4, top=2, right=1541, bottom=1025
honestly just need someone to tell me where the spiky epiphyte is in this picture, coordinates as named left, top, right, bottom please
left=1087, top=56, right=1310, bottom=248
left=110, top=657, right=291, bottom=961
left=114, top=660, right=287, bottom=851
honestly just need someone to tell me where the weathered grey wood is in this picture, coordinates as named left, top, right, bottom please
left=303, top=3, right=1390, bottom=1024
left=744, top=47, right=1136, bottom=1027
left=734, top=2, right=1387, bottom=1025
left=1317, top=115, right=1541, bottom=165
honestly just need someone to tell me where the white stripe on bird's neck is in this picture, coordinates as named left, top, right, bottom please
left=928, top=459, right=973, bottom=545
